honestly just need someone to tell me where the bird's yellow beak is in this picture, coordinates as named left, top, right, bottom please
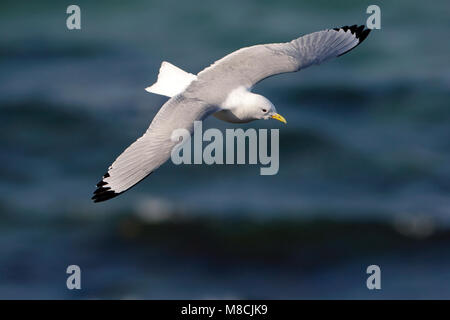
left=271, top=113, right=287, bottom=124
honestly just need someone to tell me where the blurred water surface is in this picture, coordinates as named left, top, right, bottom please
left=0, top=0, right=449, bottom=299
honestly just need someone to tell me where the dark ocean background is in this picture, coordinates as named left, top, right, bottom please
left=1, top=0, right=449, bottom=299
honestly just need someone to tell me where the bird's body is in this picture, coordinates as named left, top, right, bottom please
left=93, top=25, right=371, bottom=202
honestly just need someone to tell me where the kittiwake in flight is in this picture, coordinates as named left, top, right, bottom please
left=92, top=25, right=371, bottom=202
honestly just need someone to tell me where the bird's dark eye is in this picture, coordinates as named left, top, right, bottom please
left=262, top=109, right=267, bottom=113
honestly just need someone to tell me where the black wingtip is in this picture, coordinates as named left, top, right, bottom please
left=92, top=189, right=120, bottom=203
left=333, top=24, right=371, bottom=56
left=92, top=172, right=120, bottom=203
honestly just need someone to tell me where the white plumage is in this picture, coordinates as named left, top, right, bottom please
left=145, top=61, right=197, bottom=97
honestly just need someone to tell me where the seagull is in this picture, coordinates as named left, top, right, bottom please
left=93, top=25, right=371, bottom=203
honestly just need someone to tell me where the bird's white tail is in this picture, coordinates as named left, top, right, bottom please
left=145, top=61, right=197, bottom=97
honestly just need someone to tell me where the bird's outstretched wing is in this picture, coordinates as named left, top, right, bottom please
left=92, top=96, right=217, bottom=202
left=196, top=25, right=370, bottom=90
left=93, top=25, right=370, bottom=202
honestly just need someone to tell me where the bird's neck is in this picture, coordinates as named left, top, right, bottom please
left=218, top=87, right=274, bottom=122
left=221, top=87, right=260, bottom=117
left=221, top=86, right=251, bottom=107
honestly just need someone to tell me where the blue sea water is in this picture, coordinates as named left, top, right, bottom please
left=0, top=0, right=449, bottom=299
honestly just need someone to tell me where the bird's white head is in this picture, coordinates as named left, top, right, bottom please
left=237, top=91, right=287, bottom=124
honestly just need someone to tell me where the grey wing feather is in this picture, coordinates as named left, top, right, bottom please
left=196, top=25, right=370, bottom=90
left=92, top=95, right=217, bottom=202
